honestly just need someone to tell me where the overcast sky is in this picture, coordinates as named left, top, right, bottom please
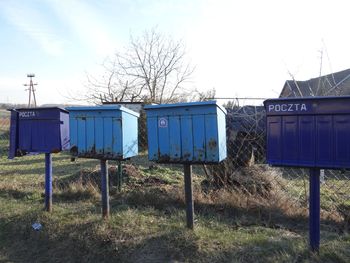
left=1, top=0, right=350, bottom=105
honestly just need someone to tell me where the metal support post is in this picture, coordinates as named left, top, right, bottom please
left=309, top=168, right=320, bottom=252
left=101, top=159, right=110, bottom=219
left=184, top=164, right=194, bottom=229
left=45, top=153, right=52, bottom=212
left=118, top=161, right=123, bottom=191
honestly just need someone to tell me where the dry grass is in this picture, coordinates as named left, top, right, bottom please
left=0, top=153, right=350, bottom=262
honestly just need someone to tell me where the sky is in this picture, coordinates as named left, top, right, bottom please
left=1, top=0, right=350, bottom=105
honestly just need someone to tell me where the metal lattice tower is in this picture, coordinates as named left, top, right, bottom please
left=24, top=74, right=37, bottom=107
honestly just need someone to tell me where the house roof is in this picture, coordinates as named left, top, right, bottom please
left=280, top=68, right=350, bottom=98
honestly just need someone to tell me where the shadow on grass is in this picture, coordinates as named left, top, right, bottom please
left=114, top=185, right=345, bottom=236
left=0, top=160, right=98, bottom=177
left=0, top=196, right=349, bottom=263
left=0, top=188, right=40, bottom=201
left=0, top=154, right=71, bottom=166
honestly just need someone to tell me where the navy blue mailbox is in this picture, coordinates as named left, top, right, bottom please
left=8, top=107, right=69, bottom=212
left=264, top=96, right=350, bottom=252
left=67, top=105, right=139, bottom=160
left=144, top=101, right=227, bottom=229
left=264, top=96, right=350, bottom=169
left=144, top=101, right=227, bottom=164
left=67, top=105, right=139, bottom=219
left=8, top=107, right=69, bottom=158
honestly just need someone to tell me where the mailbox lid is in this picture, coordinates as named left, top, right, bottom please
left=15, top=107, right=68, bottom=120
left=144, top=101, right=227, bottom=116
left=264, top=96, right=350, bottom=116
left=144, top=101, right=227, bottom=164
left=66, top=105, right=139, bottom=118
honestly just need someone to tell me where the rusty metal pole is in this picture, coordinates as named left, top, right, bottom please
left=100, top=159, right=109, bottom=219
left=118, top=161, right=122, bottom=192
left=184, top=164, right=194, bottom=229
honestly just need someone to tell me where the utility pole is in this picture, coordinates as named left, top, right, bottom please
left=24, top=74, right=37, bottom=107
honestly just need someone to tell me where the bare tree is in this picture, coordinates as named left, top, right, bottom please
left=85, top=28, right=194, bottom=104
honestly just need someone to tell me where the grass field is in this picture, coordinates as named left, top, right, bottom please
left=1, top=145, right=350, bottom=262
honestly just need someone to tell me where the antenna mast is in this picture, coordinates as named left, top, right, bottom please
left=24, top=74, right=38, bottom=107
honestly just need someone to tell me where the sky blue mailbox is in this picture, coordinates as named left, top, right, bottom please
left=264, top=96, right=350, bottom=169
left=67, top=105, right=139, bottom=160
left=8, top=107, right=69, bottom=159
left=144, top=101, right=227, bottom=163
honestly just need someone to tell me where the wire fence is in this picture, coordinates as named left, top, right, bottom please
left=1, top=100, right=350, bottom=227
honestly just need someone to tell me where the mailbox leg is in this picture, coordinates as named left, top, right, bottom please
left=100, top=159, right=110, bottom=219
left=118, top=161, right=123, bottom=192
left=45, top=153, right=52, bottom=212
left=184, top=164, right=194, bottom=229
left=309, top=168, right=320, bottom=252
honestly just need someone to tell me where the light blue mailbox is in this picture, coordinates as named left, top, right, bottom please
left=144, top=101, right=227, bottom=164
left=67, top=105, right=139, bottom=160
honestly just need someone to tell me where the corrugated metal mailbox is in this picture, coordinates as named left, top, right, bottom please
left=67, top=105, right=139, bottom=160
left=144, top=101, right=227, bottom=164
left=8, top=107, right=69, bottom=158
left=264, top=96, right=350, bottom=169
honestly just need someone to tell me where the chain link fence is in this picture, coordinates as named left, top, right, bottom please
left=1, top=101, right=350, bottom=227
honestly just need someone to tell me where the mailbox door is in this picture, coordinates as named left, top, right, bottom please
left=70, top=115, right=123, bottom=159
left=299, top=116, right=315, bottom=167
left=147, top=113, right=221, bottom=163
left=18, top=119, right=61, bottom=153
left=316, top=115, right=333, bottom=167
left=266, top=116, right=282, bottom=164
left=282, top=116, right=298, bottom=165
left=334, top=115, right=350, bottom=167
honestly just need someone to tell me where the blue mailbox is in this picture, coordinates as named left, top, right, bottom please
left=144, top=101, right=227, bottom=164
left=67, top=105, right=139, bottom=160
left=264, top=96, right=350, bottom=252
left=8, top=107, right=69, bottom=212
left=8, top=107, right=69, bottom=159
left=264, top=96, right=350, bottom=169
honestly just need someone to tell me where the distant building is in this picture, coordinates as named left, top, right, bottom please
left=280, top=68, right=350, bottom=98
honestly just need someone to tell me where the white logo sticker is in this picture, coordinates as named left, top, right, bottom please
left=158, top=118, right=168, bottom=128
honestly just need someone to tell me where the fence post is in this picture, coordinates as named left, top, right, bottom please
left=184, top=164, right=194, bottom=229
left=101, top=159, right=109, bottom=219
left=44, top=153, right=52, bottom=212
left=309, top=168, right=320, bottom=252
